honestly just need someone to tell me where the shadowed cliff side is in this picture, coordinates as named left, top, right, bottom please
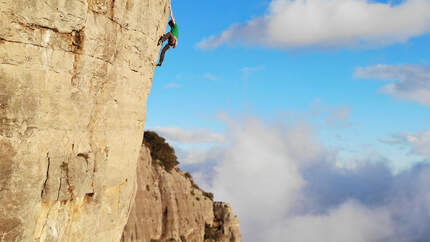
left=0, top=0, right=170, bottom=241
left=121, top=132, right=241, bottom=242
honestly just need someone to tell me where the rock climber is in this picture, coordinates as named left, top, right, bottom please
left=156, top=5, right=178, bottom=67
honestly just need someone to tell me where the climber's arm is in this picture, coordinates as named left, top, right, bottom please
left=170, top=5, right=176, bottom=25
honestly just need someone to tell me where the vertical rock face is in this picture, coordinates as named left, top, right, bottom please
left=1, top=1, right=241, bottom=241
left=0, top=0, right=170, bottom=241
left=209, top=203, right=241, bottom=242
left=121, top=146, right=241, bottom=242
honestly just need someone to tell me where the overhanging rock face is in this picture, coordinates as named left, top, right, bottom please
left=0, top=0, right=170, bottom=241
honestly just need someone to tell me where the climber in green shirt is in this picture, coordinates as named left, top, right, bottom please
left=156, top=6, right=179, bottom=67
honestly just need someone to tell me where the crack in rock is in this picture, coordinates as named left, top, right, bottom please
left=41, top=153, right=51, bottom=199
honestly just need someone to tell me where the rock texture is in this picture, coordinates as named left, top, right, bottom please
left=121, top=146, right=241, bottom=242
left=0, top=1, right=241, bottom=241
left=208, top=203, right=241, bottom=242
left=0, top=0, right=170, bottom=241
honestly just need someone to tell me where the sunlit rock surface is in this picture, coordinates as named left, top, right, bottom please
left=121, top=146, right=241, bottom=242
left=0, top=0, right=241, bottom=241
left=0, top=0, right=169, bottom=241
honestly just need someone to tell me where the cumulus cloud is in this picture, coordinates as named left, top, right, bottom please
left=186, top=116, right=430, bottom=242
left=271, top=201, right=393, bottom=242
left=355, top=64, right=430, bottom=106
left=150, top=126, right=225, bottom=144
left=381, top=131, right=430, bottom=156
left=198, top=0, right=430, bottom=49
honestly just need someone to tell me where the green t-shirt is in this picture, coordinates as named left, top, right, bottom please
left=171, top=23, right=179, bottom=38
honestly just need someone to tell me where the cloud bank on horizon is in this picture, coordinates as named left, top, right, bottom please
left=179, top=117, right=430, bottom=242
left=151, top=61, right=430, bottom=240
left=198, top=0, right=430, bottom=49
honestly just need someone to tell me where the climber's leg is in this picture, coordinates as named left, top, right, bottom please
left=157, top=44, right=171, bottom=66
left=158, top=32, right=173, bottom=46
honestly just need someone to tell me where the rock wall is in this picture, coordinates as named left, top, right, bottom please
left=0, top=0, right=170, bottom=241
left=121, top=146, right=241, bottom=242
left=0, top=1, right=242, bottom=241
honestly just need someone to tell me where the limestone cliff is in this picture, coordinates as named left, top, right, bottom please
left=0, top=0, right=241, bottom=241
left=121, top=143, right=241, bottom=242
left=1, top=0, right=169, bottom=241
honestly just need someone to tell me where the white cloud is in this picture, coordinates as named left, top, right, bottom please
left=208, top=118, right=395, bottom=242
left=198, top=0, right=430, bottom=49
left=180, top=147, right=224, bottom=165
left=381, top=131, right=430, bottom=156
left=150, top=126, right=225, bottom=144
left=271, top=201, right=393, bottom=242
left=211, top=119, right=314, bottom=218
left=164, top=83, right=181, bottom=89
left=189, top=171, right=212, bottom=191
left=184, top=116, right=430, bottom=242
left=402, top=131, right=430, bottom=156
left=355, top=64, right=430, bottom=106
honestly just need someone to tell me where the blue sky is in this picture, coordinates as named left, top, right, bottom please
left=146, top=0, right=430, bottom=241
left=147, top=0, right=430, bottom=170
